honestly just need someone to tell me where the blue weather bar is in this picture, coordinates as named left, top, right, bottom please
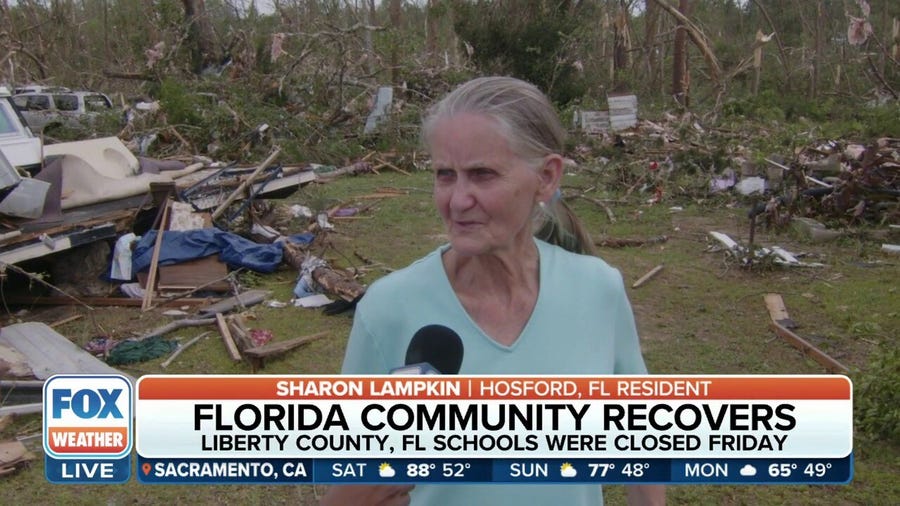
left=135, top=455, right=852, bottom=485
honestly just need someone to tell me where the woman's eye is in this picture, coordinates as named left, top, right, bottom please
left=471, top=168, right=496, bottom=180
left=435, top=169, right=455, bottom=181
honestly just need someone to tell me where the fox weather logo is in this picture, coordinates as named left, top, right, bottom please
left=43, top=374, right=132, bottom=483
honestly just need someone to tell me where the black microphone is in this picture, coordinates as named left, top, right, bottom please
left=391, top=324, right=464, bottom=375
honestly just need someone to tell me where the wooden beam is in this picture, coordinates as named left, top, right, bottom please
left=142, top=200, right=170, bottom=311
left=763, top=293, right=797, bottom=329
left=215, top=313, right=242, bottom=362
left=243, top=331, right=329, bottom=371
left=769, top=322, right=849, bottom=375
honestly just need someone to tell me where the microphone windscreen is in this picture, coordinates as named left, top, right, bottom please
left=405, top=324, right=464, bottom=375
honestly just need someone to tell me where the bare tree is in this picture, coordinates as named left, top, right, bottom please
left=672, top=0, right=690, bottom=107
left=389, top=0, right=401, bottom=85
left=643, top=0, right=661, bottom=91
left=182, top=0, right=222, bottom=74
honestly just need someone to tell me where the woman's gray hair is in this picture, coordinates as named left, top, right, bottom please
left=422, top=76, right=596, bottom=256
left=422, top=76, right=566, bottom=163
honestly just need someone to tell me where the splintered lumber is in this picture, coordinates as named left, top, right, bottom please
left=142, top=199, right=171, bottom=311
left=632, top=264, right=664, bottom=288
left=0, top=440, right=36, bottom=475
left=769, top=323, right=849, bottom=375
left=215, top=314, right=242, bottom=362
left=49, top=314, right=83, bottom=328
left=226, top=316, right=253, bottom=351
left=763, top=293, right=797, bottom=329
left=211, top=147, right=282, bottom=221
left=243, top=332, right=329, bottom=371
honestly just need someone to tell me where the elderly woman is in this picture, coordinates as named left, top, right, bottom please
left=322, top=77, right=664, bottom=506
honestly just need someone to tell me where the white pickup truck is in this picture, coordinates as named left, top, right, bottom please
left=0, top=86, right=42, bottom=174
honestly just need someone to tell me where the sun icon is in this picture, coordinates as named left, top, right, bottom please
left=560, top=462, right=577, bottom=478
left=378, top=462, right=396, bottom=478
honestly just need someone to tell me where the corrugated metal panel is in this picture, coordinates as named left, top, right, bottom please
left=0, top=322, right=133, bottom=381
left=579, top=110, right=609, bottom=133
left=607, top=94, right=638, bottom=109
left=610, top=115, right=638, bottom=130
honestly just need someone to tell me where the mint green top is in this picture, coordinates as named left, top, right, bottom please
left=341, top=239, right=648, bottom=505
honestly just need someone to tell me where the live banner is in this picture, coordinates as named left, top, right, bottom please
left=128, top=375, right=851, bottom=485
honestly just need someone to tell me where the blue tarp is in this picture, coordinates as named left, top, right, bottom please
left=131, top=228, right=314, bottom=275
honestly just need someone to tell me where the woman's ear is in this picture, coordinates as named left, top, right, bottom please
left=536, top=154, right=564, bottom=203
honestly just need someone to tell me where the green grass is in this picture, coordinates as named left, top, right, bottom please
left=2, top=166, right=898, bottom=505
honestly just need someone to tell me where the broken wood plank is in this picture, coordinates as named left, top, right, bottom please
left=215, top=314, right=242, bottom=362
left=632, top=264, right=664, bottom=288
left=243, top=332, right=329, bottom=371
left=226, top=316, right=253, bottom=351
left=142, top=199, right=171, bottom=311
left=49, top=314, right=83, bottom=328
left=763, top=293, right=797, bottom=329
left=769, top=322, right=849, bottom=375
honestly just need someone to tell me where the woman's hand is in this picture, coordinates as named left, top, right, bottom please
left=320, top=484, right=415, bottom=506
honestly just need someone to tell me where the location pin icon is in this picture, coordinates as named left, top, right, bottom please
left=142, top=463, right=151, bottom=475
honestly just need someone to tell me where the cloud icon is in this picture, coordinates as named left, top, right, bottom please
left=378, top=463, right=396, bottom=478
left=739, top=464, right=757, bottom=477
left=560, top=463, right=577, bottom=478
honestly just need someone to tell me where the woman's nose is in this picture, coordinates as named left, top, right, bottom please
left=448, top=180, right=475, bottom=211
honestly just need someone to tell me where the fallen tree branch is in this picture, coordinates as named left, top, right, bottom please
left=161, top=331, right=211, bottom=368
left=0, top=262, right=93, bottom=311
left=137, top=318, right=216, bottom=341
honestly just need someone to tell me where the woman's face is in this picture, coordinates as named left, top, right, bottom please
left=429, top=113, right=555, bottom=258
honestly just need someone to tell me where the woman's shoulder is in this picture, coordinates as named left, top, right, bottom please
left=538, top=239, right=623, bottom=282
left=363, top=245, right=446, bottom=298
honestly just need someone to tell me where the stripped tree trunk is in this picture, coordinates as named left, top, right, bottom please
left=390, top=0, right=402, bottom=85
left=672, top=0, right=691, bottom=107
left=644, top=0, right=661, bottom=90
left=363, top=0, right=376, bottom=75
left=426, top=0, right=439, bottom=65
left=181, top=0, right=221, bottom=75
